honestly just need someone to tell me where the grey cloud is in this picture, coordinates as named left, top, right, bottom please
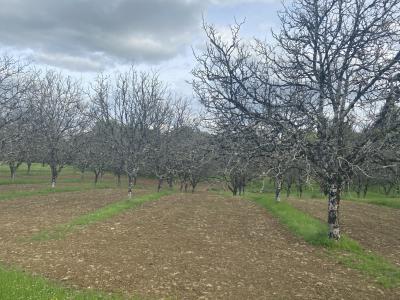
left=0, top=0, right=206, bottom=70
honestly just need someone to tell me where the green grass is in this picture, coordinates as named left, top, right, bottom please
left=0, top=177, right=83, bottom=186
left=0, top=264, right=132, bottom=300
left=246, top=178, right=400, bottom=209
left=343, top=191, right=400, bottom=209
left=32, top=191, right=172, bottom=241
left=295, top=191, right=400, bottom=209
left=248, top=193, right=400, bottom=288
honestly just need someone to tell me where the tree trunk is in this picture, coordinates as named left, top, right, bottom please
left=363, top=181, right=369, bottom=198
left=297, top=175, right=303, bottom=198
left=27, top=162, right=32, bottom=175
left=191, top=181, right=197, bottom=193
left=168, top=176, right=173, bottom=189
left=128, top=176, right=133, bottom=198
left=328, top=183, right=341, bottom=239
left=286, top=181, right=292, bottom=198
left=298, top=184, right=303, bottom=198
left=50, top=164, right=58, bottom=189
left=94, top=171, right=100, bottom=185
left=157, top=178, right=163, bottom=192
left=232, top=185, right=238, bottom=196
left=9, top=165, right=16, bottom=182
left=275, top=177, right=282, bottom=202
left=117, top=174, right=121, bottom=186
left=260, top=177, right=266, bottom=193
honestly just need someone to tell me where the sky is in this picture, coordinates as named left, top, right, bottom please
left=0, top=0, right=282, bottom=96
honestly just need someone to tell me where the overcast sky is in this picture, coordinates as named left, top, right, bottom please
left=0, top=0, right=282, bottom=95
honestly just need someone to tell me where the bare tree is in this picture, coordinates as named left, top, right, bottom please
left=270, top=0, right=400, bottom=239
left=194, top=0, right=400, bottom=239
left=0, top=55, right=33, bottom=130
left=33, top=70, right=87, bottom=188
left=0, top=55, right=35, bottom=178
left=91, top=69, right=170, bottom=198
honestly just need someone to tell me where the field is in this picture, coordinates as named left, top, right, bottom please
left=0, top=164, right=399, bottom=299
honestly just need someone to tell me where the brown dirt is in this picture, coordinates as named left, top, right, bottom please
left=1, top=192, right=399, bottom=299
left=0, top=183, right=46, bottom=193
left=287, top=197, right=400, bottom=267
left=0, top=188, right=130, bottom=243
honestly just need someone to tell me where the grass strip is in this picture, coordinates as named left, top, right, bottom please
left=248, top=193, right=400, bottom=288
left=343, top=194, right=400, bottom=209
left=0, top=183, right=116, bottom=203
left=32, top=191, right=172, bottom=241
left=0, top=264, right=122, bottom=300
left=300, top=192, right=400, bottom=209
left=0, top=177, right=83, bottom=186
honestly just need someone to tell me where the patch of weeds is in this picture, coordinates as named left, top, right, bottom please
left=248, top=193, right=400, bottom=288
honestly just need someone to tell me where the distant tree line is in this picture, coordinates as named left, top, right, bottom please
left=0, top=59, right=218, bottom=196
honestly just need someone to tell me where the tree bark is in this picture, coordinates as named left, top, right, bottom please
left=9, top=164, right=16, bottom=182
left=128, top=176, right=133, bottom=198
left=50, top=164, right=57, bottom=189
left=157, top=178, right=163, bottom=192
left=94, top=170, right=100, bottom=185
left=328, top=183, right=341, bottom=239
left=363, top=179, right=369, bottom=198
left=286, top=180, right=292, bottom=198
left=191, top=181, right=197, bottom=193
left=275, top=177, right=282, bottom=202
left=27, top=162, right=32, bottom=175
left=260, top=177, right=266, bottom=193
left=168, top=176, right=173, bottom=189
left=116, top=174, right=121, bottom=186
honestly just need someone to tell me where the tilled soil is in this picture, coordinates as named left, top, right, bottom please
left=1, top=192, right=399, bottom=299
left=0, top=188, right=129, bottom=243
left=287, top=198, right=400, bottom=267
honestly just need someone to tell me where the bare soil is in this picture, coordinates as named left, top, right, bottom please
left=0, top=188, right=129, bottom=243
left=1, top=192, right=399, bottom=299
left=288, top=197, right=400, bottom=267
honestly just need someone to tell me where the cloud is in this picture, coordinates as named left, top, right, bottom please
left=0, top=0, right=205, bottom=71
left=0, top=0, right=280, bottom=72
left=211, top=0, right=279, bottom=5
